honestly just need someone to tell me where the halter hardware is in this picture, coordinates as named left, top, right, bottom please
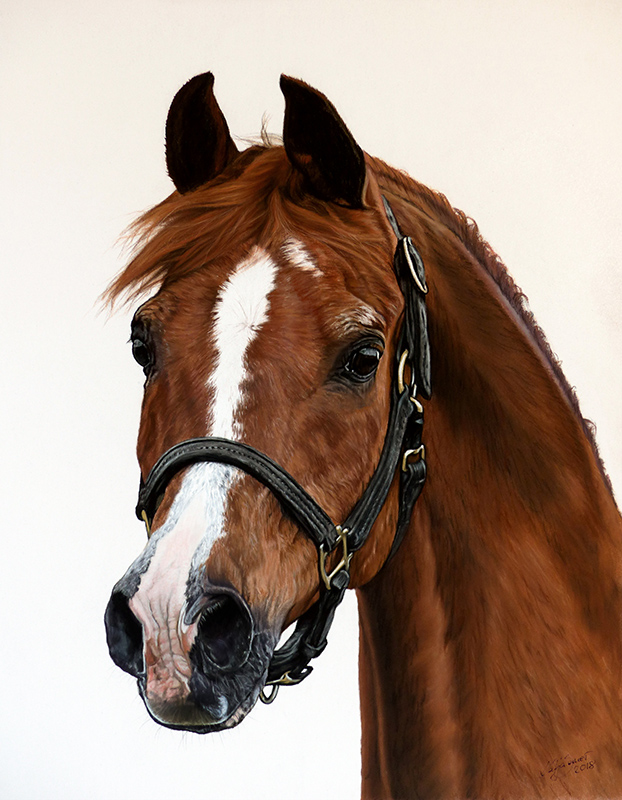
left=319, top=525, right=352, bottom=591
left=402, top=445, right=425, bottom=472
left=397, top=348, right=419, bottom=400
left=258, top=683, right=279, bottom=704
left=141, top=509, right=151, bottom=538
left=133, top=196, right=431, bottom=706
left=259, top=662, right=314, bottom=703
left=397, top=348, right=424, bottom=417
left=402, top=236, right=429, bottom=295
left=266, top=666, right=311, bottom=688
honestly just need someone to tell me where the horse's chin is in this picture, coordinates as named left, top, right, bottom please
left=138, top=680, right=258, bottom=733
left=138, top=627, right=278, bottom=734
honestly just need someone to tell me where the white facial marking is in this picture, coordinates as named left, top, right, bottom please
left=208, top=246, right=278, bottom=437
left=127, top=246, right=278, bottom=704
left=282, top=237, right=322, bottom=276
left=331, top=305, right=385, bottom=336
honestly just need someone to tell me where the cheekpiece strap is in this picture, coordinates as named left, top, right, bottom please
left=382, top=196, right=431, bottom=399
left=381, top=195, right=431, bottom=560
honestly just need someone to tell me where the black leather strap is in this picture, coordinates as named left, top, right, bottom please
left=341, top=386, right=416, bottom=550
left=382, top=195, right=430, bottom=560
left=137, top=438, right=337, bottom=549
left=383, top=195, right=431, bottom=400
left=266, top=568, right=349, bottom=684
left=133, top=196, right=430, bottom=692
left=137, top=380, right=416, bottom=552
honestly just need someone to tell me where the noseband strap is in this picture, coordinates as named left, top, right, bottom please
left=134, top=197, right=430, bottom=694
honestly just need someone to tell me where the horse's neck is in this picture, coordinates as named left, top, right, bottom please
left=356, top=180, right=622, bottom=799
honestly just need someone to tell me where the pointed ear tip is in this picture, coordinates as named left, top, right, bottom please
left=179, top=72, right=215, bottom=94
left=196, top=71, right=215, bottom=87
left=169, top=73, right=216, bottom=111
left=280, top=74, right=309, bottom=95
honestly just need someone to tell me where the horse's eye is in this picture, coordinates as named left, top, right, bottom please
left=342, top=344, right=382, bottom=383
left=131, top=338, right=153, bottom=375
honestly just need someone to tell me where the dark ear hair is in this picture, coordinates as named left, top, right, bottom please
left=165, top=72, right=238, bottom=194
left=280, top=75, right=366, bottom=208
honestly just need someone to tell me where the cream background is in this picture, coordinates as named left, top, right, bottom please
left=1, top=2, right=620, bottom=798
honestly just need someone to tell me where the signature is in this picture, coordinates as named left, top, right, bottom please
left=540, top=751, right=596, bottom=781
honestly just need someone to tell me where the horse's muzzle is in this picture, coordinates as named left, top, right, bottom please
left=104, top=585, right=254, bottom=678
left=105, top=583, right=274, bottom=731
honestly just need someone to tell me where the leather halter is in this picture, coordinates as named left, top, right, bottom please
left=134, top=197, right=431, bottom=700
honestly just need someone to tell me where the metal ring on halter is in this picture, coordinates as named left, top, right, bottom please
left=318, top=525, right=351, bottom=591
left=402, top=445, right=426, bottom=472
left=259, top=683, right=280, bottom=704
left=397, top=349, right=423, bottom=412
left=397, top=349, right=415, bottom=396
left=402, top=237, right=429, bottom=294
left=263, top=667, right=311, bottom=693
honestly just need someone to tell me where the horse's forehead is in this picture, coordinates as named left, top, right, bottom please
left=151, top=236, right=396, bottom=338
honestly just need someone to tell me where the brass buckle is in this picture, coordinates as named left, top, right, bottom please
left=271, top=669, right=309, bottom=686
left=397, top=349, right=423, bottom=413
left=141, top=510, right=151, bottom=538
left=402, top=237, right=429, bottom=294
left=397, top=349, right=413, bottom=395
left=259, top=667, right=312, bottom=703
left=319, top=525, right=351, bottom=591
left=402, top=445, right=426, bottom=472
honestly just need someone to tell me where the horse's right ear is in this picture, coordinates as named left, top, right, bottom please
left=165, top=72, right=239, bottom=194
left=280, top=75, right=366, bottom=208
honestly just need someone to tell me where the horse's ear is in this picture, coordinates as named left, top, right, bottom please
left=280, top=75, right=366, bottom=208
left=165, top=72, right=239, bottom=194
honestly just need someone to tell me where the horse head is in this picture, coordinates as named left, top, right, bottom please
left=105, top=73, right=419, bottom=732
left=105, top=72, right=622, bottom=799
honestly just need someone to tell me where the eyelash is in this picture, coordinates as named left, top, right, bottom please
left=130, top=332, right=154, bottom=377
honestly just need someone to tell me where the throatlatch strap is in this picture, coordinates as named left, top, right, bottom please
left=134, top=196, right=430, bottom=692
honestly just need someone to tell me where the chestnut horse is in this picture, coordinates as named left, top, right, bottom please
left=105, top=73, right=622, bottom=799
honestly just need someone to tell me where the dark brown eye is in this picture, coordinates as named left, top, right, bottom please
left=342, top=344, right=382, bottom=383
left=131, top=338, right=153, bottom=375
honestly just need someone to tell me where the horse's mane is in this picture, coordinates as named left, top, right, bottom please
left=105, top=145, right=388, bottom=307
left=369, top=155, right=612, bottom=492
left=105, top=144, right=611, bottom=492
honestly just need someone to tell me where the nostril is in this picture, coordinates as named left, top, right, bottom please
left=105, top=590, right=144, bottom=678
left=191, top=592, right=254, bottom=674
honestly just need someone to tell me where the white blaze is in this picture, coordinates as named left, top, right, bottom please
left=209, top=247, right=278, bottom=438
left=128, top=247, right=278, bottom=700
left=189, top=247, right=277, bottom=569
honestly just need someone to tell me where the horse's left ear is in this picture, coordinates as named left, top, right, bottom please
left=280, top=75, right=366, bottom=208
left=165, top=72, right=239, bottom=194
